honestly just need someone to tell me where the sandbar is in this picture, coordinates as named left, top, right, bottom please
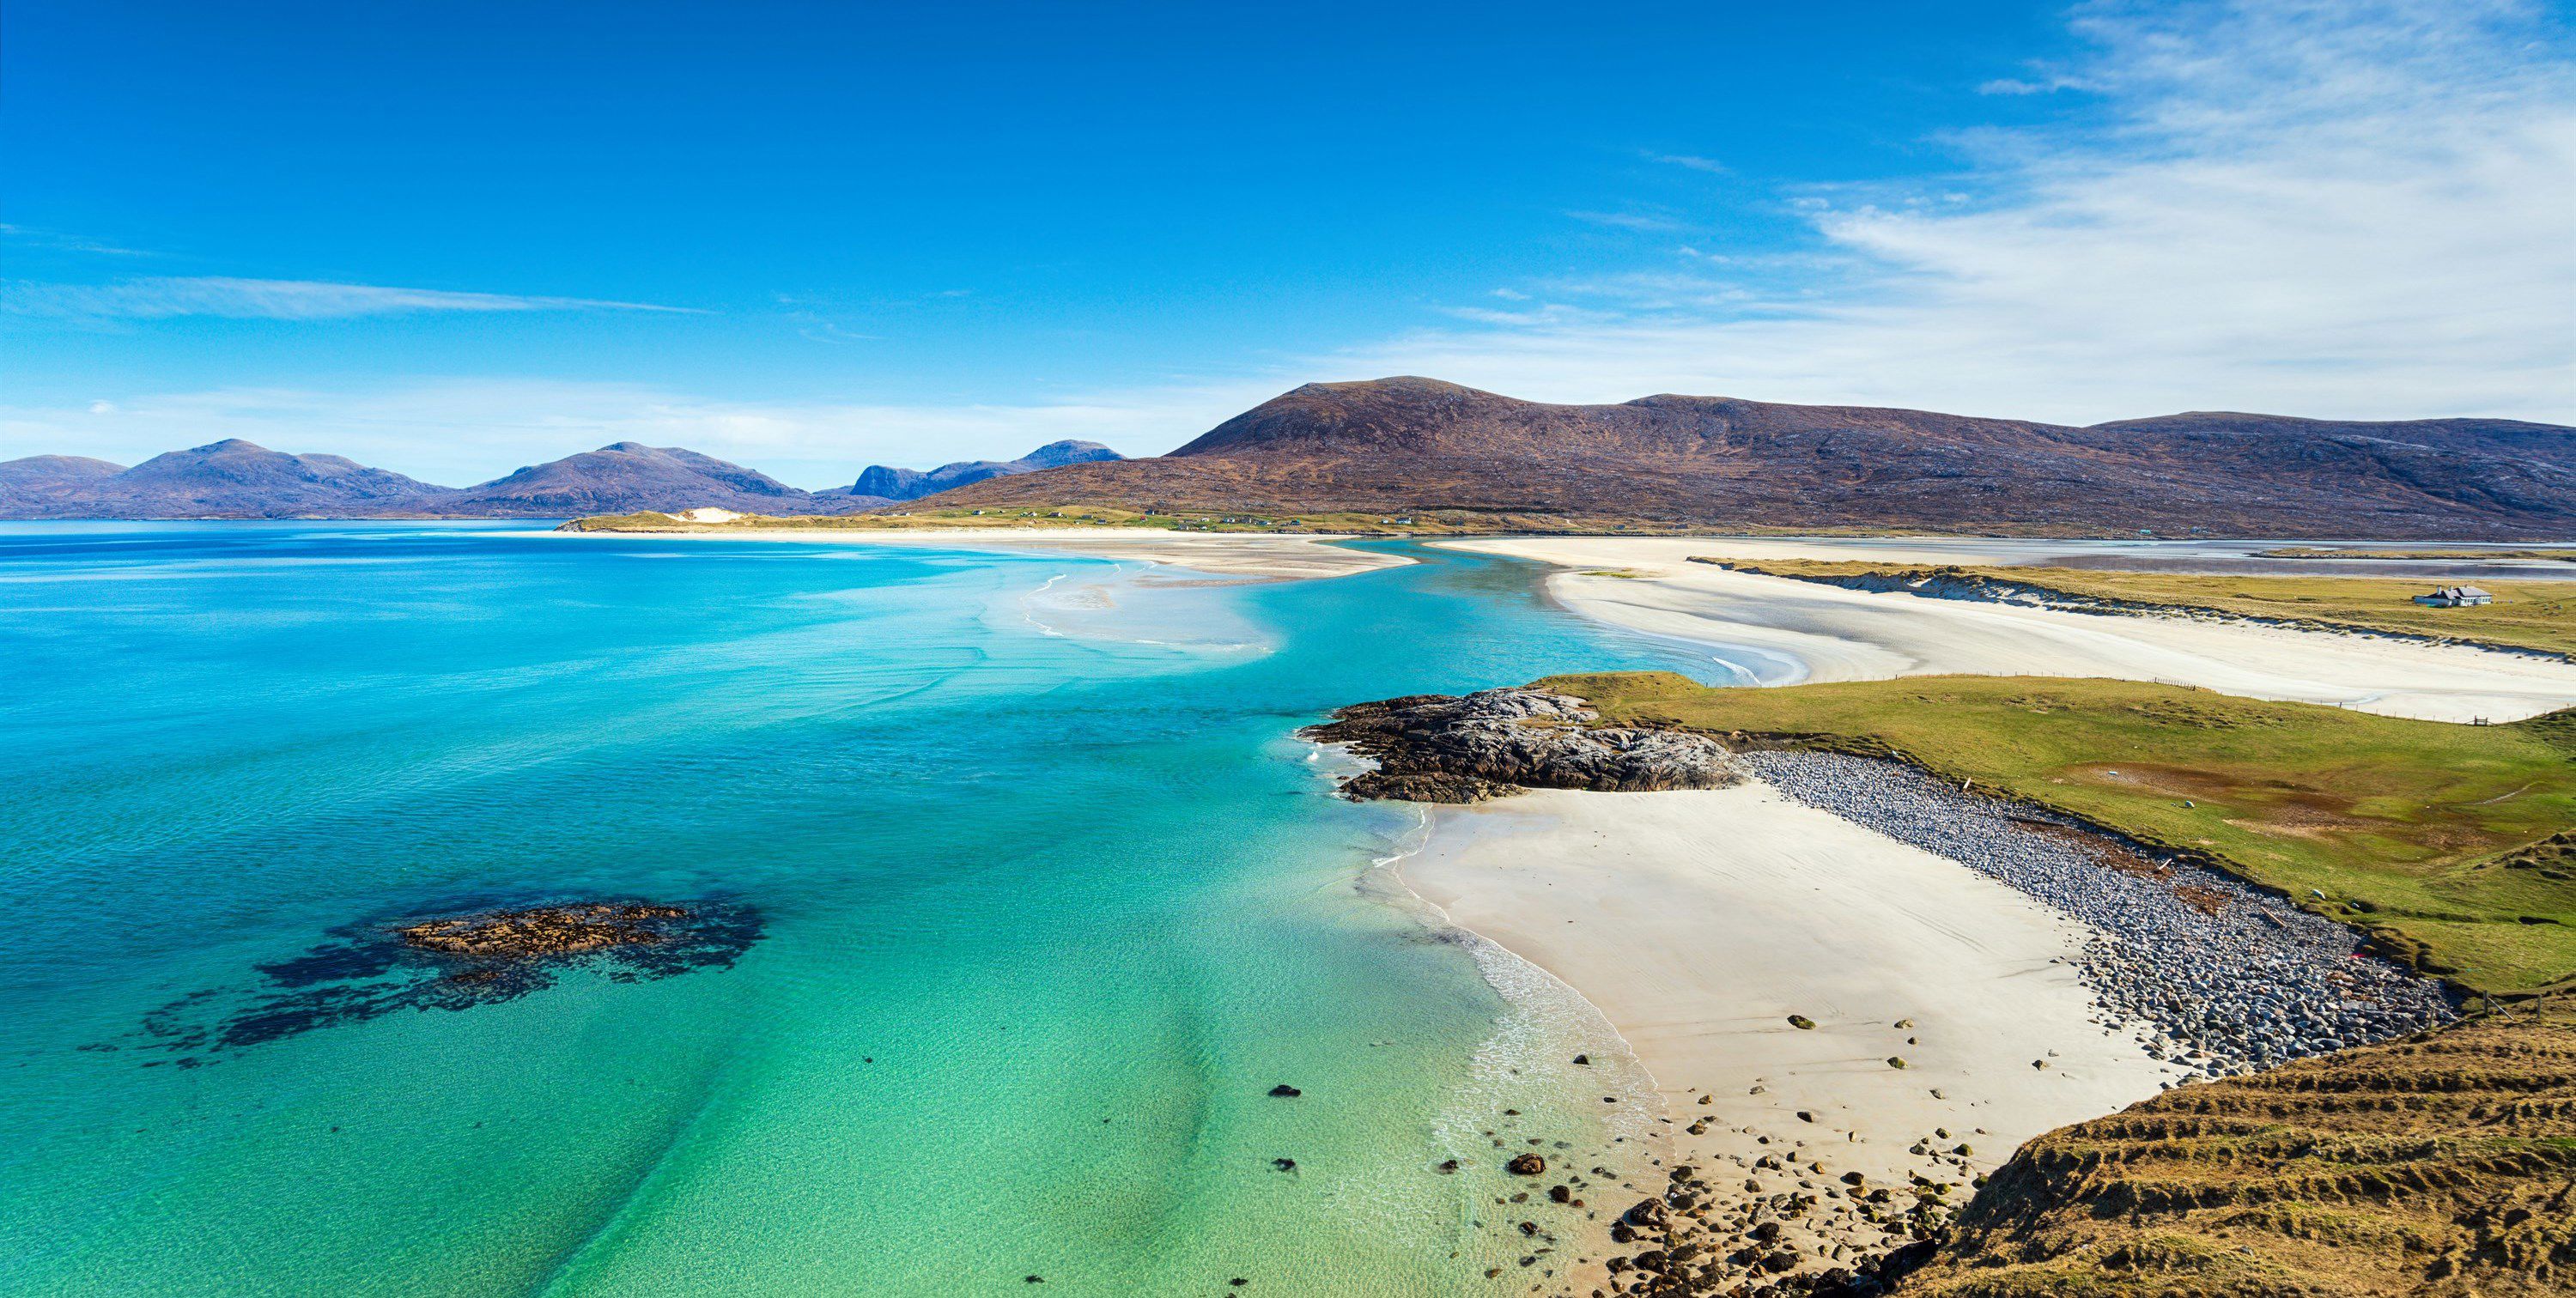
left=1443, top=536, right=2576, bottom=722
left=554, top=525, right=1412, bottom=581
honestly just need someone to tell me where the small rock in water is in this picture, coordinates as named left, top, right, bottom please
left=1267, top=1084, right=1301, bottom=1098
left=1506, top=1153, right=1546, bottom=1176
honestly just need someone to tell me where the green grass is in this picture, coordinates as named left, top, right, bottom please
left=1717, top=560, right=2576, bottom=659
left=1544, top=671, right=2576, bottom=997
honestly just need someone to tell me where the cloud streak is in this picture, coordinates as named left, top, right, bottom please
left=2, top=276, right=690, bottom=321
left=1370, top=0, right=2576, bottom=424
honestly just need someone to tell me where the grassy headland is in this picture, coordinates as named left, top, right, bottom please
left=1545, top=672, right=2576, bottom=997
left=1902, top=992, right=2576, bottom=1297
left=1709, top=560, right=2576, bottom=659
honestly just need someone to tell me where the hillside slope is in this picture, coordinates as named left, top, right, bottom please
left=0, top=440, right=446, bottom=518
left=1900, top=997, right=2576, bottom=1297
left=426, top=442, right=878, bottom=517
left=919, top=378, right=2576, bottom=538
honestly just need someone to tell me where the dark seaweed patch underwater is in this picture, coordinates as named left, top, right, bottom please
left=109, top=898, right=763, bottom=1064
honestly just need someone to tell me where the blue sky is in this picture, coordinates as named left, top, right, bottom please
left=4, top=1, right=2571, bottom=486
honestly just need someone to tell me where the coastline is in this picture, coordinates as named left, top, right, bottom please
left=1379, top=763, right=2457, bottom=1289
left=545, top=524, right=1413, bottom=581
left=1442, top=536, right=2576, bottom=723
left=1393, top=782, right=2177, bottom=1285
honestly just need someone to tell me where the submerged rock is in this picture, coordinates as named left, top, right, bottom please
left=1302, top=688, right=1737, bottom=803
left=398, top=903, right=690, bottom=959
left=118, top=898, right=761, bottom=1064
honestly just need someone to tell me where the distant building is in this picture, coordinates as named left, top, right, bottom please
left=2414, top=585, right=2494, bottom=607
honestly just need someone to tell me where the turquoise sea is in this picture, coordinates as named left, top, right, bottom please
left=0, top=524, right=1741, bottom=1296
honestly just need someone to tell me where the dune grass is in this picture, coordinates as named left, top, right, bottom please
left=1546, top=671, right=2576, bottom=997
left=1716, top=560, right=2576, bottom=659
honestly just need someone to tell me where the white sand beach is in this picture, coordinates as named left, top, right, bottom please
left=554, top=525, right=1412, bottom=580
left=1403, top=785, right=2175, bottom=1251
left=1444, top=536, right=2576, bottom=723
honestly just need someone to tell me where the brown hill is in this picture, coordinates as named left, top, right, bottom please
left=1899, top=996, right=2576, bottom=1297
left=915, top=378, right=2576, bottom=538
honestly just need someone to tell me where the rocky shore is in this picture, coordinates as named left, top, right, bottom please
left=1303, top=688, right=1738, bottom=802
left=1321, top=684, right=2483, bottom=1295
left=1738, top=750, right=2459, bottom=1080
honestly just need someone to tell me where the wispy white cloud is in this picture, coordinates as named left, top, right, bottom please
left=1565, top=209, right=1689, bottom=233
left=1643, top=152, right=1730, bottom=173
left=1365, top=0, right=2576, bottom=424
left=0, top=223, right=154, bottom=258
left=2, top=276, right=691, bottom=321
left=1977, top=72, right=2101, bottom=96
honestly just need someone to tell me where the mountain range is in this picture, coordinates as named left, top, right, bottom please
left=0, top=439, right=1123, bottom=520
left=923, top=378, right=2576, bottom=539
left=853, top=440, right=1123, bottom=500
left=4, top=377, right=2569, bottom=537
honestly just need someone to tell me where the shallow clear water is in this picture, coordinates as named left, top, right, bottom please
left=0, top=524, right=1742, bottom=1296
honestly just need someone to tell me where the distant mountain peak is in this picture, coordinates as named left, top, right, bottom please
left=845, top=440, right=1127, bottom=501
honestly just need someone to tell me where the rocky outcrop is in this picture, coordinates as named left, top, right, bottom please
left=1303, top=687, right=1737, bottom=803
left=396, top=902, right=693, bottom=958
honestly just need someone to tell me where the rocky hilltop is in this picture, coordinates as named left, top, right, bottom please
left=920, top=377, right=2576, bottom=539
left=1302, top=687, right=1738, bottom=802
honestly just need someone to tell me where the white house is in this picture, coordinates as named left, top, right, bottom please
left=2413, top=585, right=2494, bottom=607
